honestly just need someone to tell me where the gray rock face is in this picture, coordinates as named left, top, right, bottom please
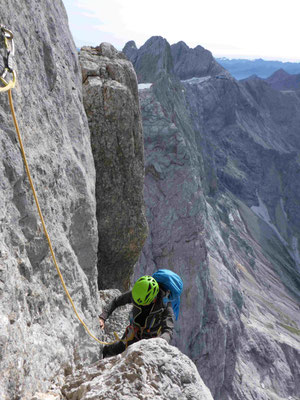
left=171, top=41, right=225, bottom=80
left=135, top=74, right=242, bottom=399
left=122, top=40, right=138, bottom=64
left=79, top=43, right=148, bottom=290
left=134, top=74, right=212, bottom=359
left=0, top=1, right=100, bottom=398
left=133, top=43, right=300, bottom=399
left=184, top=73, right=300, bottom=399
left=98, top=289, right=132, bottom=344
left=123, top=36, right=226, bottom=83
left=62, top=338, right=214, bottom=400
left=184, top=74, right=300, bottom=274
left=123, top=36, right=174, bottom=83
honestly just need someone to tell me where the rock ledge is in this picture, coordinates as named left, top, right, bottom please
left=62, top=338, right=213, bottom=400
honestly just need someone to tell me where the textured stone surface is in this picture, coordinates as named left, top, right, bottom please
left=134, top=73, right=212, bottom=361
left=98, top=289, right=132, bottom=345
left=62, top=338, right=214, bottom=400
left=80, top=44, right=148, bottom=290
left=135, top=74, right=241, bottom=399
left=0, top=1, right=100, bottom=399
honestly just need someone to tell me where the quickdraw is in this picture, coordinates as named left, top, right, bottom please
left=0, top=25, right=16, bottom=92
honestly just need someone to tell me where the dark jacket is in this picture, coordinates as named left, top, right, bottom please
left=99, top=287, right=174, bottom=343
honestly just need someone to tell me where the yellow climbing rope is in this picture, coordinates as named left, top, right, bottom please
left=0, top=70, right=16, bottom=92
left=1, top=25, right=123, bottom=347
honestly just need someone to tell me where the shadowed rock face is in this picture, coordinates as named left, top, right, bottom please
left=80, top=43, right=148, bottom=290
left=132, top=40, right=300, bottom=399
left=62, top=338, right=214, bottom=400
left=0, top=1, right=99, bottom=398
left=123, top=36, right=174, bottom=83
left=171, top=41, right=225, bottom=80
left=135, top=73, right=243, bottom=399
left=122, top=40, right=138, bottom=64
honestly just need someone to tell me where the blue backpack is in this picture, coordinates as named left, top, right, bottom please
left=152, top=269, right=183, bottom=320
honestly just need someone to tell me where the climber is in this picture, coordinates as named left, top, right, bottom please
left=99, top=275, right=174, bottom=358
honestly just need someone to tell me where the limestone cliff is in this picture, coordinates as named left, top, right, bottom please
left=79, top=44, right=148, bottom=290
left=0, top=1, right=97, bottom=398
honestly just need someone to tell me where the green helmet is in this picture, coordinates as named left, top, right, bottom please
left=132, top=276, right=159, bottom=305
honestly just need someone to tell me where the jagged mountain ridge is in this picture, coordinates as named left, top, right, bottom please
left=123, top=36, right=227, bottom=83
left=242, top=69, right=300, bottom=91
left=125, top=36, right=300, bottom=399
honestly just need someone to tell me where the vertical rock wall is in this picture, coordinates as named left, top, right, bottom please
left=134, top=73, right=217, bottom=365
left=80, top=44, right=148, bottom=290
left=0, top=1, right=99, bottom=398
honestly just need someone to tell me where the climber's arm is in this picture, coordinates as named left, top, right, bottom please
left=99, top=291, right=132, bottom=323
left=159, top=303, right=174, bottom=343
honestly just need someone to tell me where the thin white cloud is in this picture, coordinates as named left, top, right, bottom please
left=63, top=0, right=300, bottom=61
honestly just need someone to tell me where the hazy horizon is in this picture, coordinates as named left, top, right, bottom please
left=63, top=0, right=300, bottom=63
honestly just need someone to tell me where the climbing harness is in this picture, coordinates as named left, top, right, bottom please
left=122, top=322, right=162, bottom=350
left=0, top=25, right=123, bottom=347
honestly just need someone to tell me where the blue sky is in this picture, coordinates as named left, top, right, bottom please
left=62, top=0, right=300, bottom=61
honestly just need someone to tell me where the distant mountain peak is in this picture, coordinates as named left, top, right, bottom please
left=266, top=68, right=300, bottom=90
left=122, top=40, right=138, bottom=63
left=216, top=57, right=300, bottom=80
left=143, top=36, right=169, bottom=47
left=269, top=68, right=290, bottom=79
left=123, top=36, right=226, bottom=82
left=124, top=40, right=137, bottom=50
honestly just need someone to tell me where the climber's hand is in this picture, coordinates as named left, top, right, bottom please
left=99, top=317, right=105, bottom=330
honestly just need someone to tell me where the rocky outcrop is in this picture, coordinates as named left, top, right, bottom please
left=79, top=43, right=148, bottom=290
left=0, top=1, right=101, bottom=398
left=123, top=36, right=226, bottom=83
left=59, top=289, right=214, bottom=400
left=62, top=338, right=214, bottom=400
